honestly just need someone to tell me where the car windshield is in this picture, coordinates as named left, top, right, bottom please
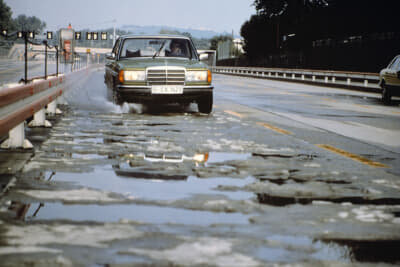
left=120, top=38, right=195, bottom=59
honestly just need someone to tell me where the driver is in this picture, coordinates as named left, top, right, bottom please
left=168, top=40, right=186, bottom=57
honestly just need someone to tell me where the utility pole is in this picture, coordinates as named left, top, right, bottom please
left=113, top=19, right=116, bottom=46
left=44, top=40, right=48, bottom=79
left=24, top=32, right=28, bottom=84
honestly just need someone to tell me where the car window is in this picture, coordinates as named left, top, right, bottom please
left=119, top=38, right=195, bottom=59
left=112, top=39, right=121, bottom=57
left=388, top=56, right=400, bottom=70
left=392, top=57, right=400, bottom=71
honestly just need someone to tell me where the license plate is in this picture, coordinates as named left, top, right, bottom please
left=151, top=85, right=183, bottom=94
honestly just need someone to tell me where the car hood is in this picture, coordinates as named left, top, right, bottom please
left=117, top=57, right=208, bottom=70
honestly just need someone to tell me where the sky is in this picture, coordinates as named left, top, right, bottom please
left=4, top=0, right=256, bottom=36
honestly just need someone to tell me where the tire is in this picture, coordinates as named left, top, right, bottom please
left=113, top=89, right=122, bottom=105
left=181, top=102, right=191, bottom=111
left=106, top=87, right=113, bottom=101
left=197, top=93, right=213, bottom=114
left=381, top=83, right=392, bottom=105
left=112, top=79, right=123, bottom=105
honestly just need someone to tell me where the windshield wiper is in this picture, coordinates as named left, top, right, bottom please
left=153, top=41, right=166, bottom=59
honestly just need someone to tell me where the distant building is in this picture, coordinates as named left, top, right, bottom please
left=233, top=38, right=244, bottom=55
left=217, top=38, right=244, bottom=61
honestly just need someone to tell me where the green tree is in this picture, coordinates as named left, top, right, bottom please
left=193, top=38, right=211, bottom=50
left=253, top=0, right=288, bottom=17
left=0, top=0, right=13, bottom=30
left=241, top=0, right=400, bottom=69
left=209, top=35, right=232, bottom=50
left=241, top=15, right=275, bottom=60
left=13, top=14, right=46, bottom=33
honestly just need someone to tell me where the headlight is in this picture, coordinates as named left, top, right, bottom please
left=186, top=70, right=208, bottom=82
left=119, top=70, right=145, bottom=82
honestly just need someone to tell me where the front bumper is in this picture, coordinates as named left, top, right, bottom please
left=116, top=84, right=213, bottom=103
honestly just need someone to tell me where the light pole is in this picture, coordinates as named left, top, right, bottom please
left=113, top=19, right=116, bottom=46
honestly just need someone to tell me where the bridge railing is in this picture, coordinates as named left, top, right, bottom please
left=0, top=64, right=99, bottom=149
left=211, top=66, right=381, bottom=92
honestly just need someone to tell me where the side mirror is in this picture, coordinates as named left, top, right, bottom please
left=397, top=71, right=400, bottom=79
left=199, top=53, right=209, bottom=61
left=106, top=52, right=115, bottom=60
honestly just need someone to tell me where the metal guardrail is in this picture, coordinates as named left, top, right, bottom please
left=211, top=66, right=381, bottom=92
left=0, top=65, right=98, bottom=149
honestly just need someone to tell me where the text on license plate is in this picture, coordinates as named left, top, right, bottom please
left=151, top=86, right=183, bottom=94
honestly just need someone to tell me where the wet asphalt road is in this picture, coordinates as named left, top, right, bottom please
left=0, top=68, right=400, bottom=266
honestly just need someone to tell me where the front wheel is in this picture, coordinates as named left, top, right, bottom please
left=113, top=89, right=122, bottom=105
left=197, top=93, right=213, bottom=114
left=382, top=84, right=392, bottom=105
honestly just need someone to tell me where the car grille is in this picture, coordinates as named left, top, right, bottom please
left=147, top=68, right=185, bottom=86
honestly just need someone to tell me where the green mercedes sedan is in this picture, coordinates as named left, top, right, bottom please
left=104, top=34, right=214, bottom=113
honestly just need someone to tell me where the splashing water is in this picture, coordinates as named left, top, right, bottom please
left=62, top=69, right=145, bottom=114
left=120, top=102, right=144, bottom=114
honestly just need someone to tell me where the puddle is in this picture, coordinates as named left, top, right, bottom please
left=255, top=235, right=349, bottom=263
left=71, top=153, right=107, bottom=160
left=206, top=152, right=252, bottom=164
left=25, top=203, right=250, bottom=225
left=44, top=169, right=254, bottom=202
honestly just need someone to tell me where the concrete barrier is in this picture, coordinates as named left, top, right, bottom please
left=0, top=65, right=98, bottom=149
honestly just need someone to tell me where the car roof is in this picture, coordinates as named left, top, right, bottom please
left=119, top=34, right=191, bottom=40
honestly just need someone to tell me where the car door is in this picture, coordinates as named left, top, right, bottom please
left=385, top=56, right=400, bottom=86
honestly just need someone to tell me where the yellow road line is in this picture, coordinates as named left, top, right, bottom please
left=224, top=110, right=246, bottom=118
left=257, top=122, right=292, bottom=135
left=323, top=98, right=336, bottom=102
left=282, top=91, right=295, bottom=95
left=245, top=84, right=261, bottom=89
left=354, top=104, right=371, bottom=109
left=316, top=144, right=388, bottom=168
